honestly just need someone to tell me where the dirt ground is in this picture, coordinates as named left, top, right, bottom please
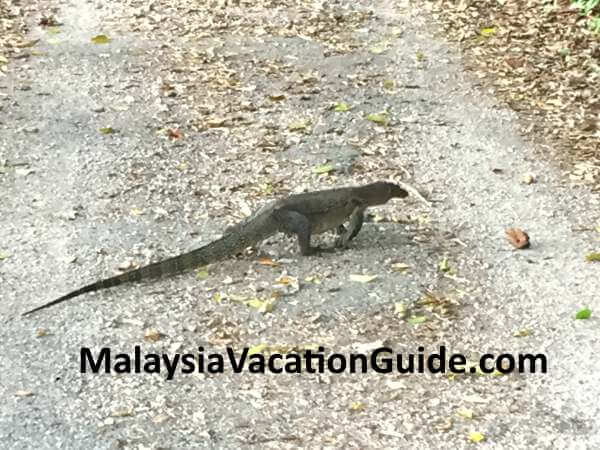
left=1, top=0, right=599, bottom=448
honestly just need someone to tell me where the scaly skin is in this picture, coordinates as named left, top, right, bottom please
left=22, top=181, right=408, bottom=316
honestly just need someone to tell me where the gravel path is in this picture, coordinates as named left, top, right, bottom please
left=1, top=1, right=599, bottom=448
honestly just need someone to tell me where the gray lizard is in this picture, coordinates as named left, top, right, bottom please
left=22, top=181, right=408, bottom=316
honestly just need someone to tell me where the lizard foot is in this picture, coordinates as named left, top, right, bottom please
left=303, top=246, right=336, bottom=256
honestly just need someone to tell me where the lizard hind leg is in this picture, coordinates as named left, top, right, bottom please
left=272, top=208, right=330, bottom=256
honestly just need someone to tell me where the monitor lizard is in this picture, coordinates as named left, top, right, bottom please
left=22, top=181, right=408, bottom=316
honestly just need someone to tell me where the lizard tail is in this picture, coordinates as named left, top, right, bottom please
left=21, top=252, right=193, bottom=316
left=22, top=227, right=272, bottom=317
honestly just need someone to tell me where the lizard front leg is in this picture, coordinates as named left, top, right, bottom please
left=335, top=205, right=365, bottom=248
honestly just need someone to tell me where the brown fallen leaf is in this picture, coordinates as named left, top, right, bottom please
left=506, top=228, right=530, bottom=249
left=144, top=328, right=164, bottom=342
left=257, top=257, right=279, bottom=267
left=39, top=16, right=60, bottom=27
left=505, top=57, right=523, bottom=69
left=167, top=128, right=183, bottom=140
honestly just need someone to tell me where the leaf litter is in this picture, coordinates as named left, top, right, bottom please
left=0, top=0, right=542, bottom=445
left=427, top=0, right=600, bottom=190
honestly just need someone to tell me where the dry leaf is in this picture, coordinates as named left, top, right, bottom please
left=117, top=260, right=135, bottom=270
left=585, top=252, right=600, bottom=262
left=288, top=119, right=310, bottom=131
left=245, top=297, right=275, bottom=313
left=369, top=43, right=387, bottom=54
left=167, top=128, right=183, bottom=139
left=16, top=167, right=36, bottom=177
left=248, top=343, right=268, bottom=356
left=15, top=390, right=34, bottom=397
left=144, top=329, right=164, bottom=342
left=206, top=117, right=227, bottom=128
left=35, top=328, right=48, bottom=337
left=257, top=257, right=279, bottom=266
left=506, top=228, right=530, bottom=249
left=435, top=418, right=454, bottom=432
left=15, top=39, right=40, bottom=48
left=366, top=112, right=387, bottom=125
left=468, top=431, right=486, bottom=442
left=406, top=315, right=427, bottom=325
left=480, top=26, right=496, bottom=37
left=439, top=258, right=451, bottom=272
left=275, top=274, right=296, bottom=285
left=273, top=273, right=299, bottom=295
left=390, top=262, right=411, bottom=272
left=513, top=329, right=532, bottom=337
left=521, top=173, right=536, bottom=184
left=111, top=407, right=134, bottom=417
left=349, top=401, right=366, bottom=412
left=153, top=414, right=169, bottom=424
left=334, top=102, right=350, bottom=112
left=39, top=16, right=60, bottom=27
left=91, top=34, right=111, bottom=44
left=394, top=302, right=407, bottom=317
left=196, top=270, right=209, bottom=280
left=349, top=274, right=377, bottom=283
left=311, top=164, right=334, bottom=174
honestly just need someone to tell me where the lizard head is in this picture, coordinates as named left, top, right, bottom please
left=362, top=181, right=408, bottom=204
left=387, top=182, right=409, bottom=199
